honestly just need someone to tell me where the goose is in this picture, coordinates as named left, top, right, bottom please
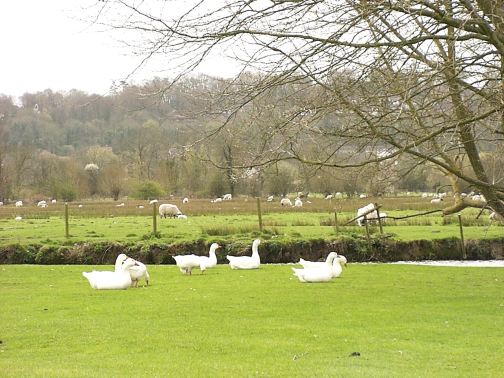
left=199, top=243, right=220, bottom=273
left=114, top=253, right=150, bottom=286
left=82, top=258, right=136, bottom=290
left=173, top=254, right=201, bottom=275
left=226, top=239, right=261, bottom=270
left=298, top=253, right=347, bottom=278
left=292, top=253, right=337, bottom=283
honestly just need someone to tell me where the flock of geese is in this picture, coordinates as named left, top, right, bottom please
left=82, top=239, right=347, bottom=289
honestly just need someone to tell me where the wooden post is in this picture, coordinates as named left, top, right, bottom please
left=376, top=208, right=384, bottom=235
left=334, top=210, right=339, bottom=234
left=152, top=202, right=157, bottom=234
left=364, top=215, right=371, bottom=247
left=458, top=213, right=466, bottom=259
left=64, top=202, right=69, bottom=238
left=256, top=197, right=263, bottom=232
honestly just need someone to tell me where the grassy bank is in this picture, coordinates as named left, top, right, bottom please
left=1, top=264, right=503, bottom=376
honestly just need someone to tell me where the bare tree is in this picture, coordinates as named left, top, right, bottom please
left=91, top=0, right=504, bottom=217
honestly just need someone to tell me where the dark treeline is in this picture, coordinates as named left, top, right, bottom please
left=0, top=75, right=491, bottom=203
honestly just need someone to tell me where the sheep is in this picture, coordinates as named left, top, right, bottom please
left=158, top=203, right=183, bottom=218
left=430, top=198, right=443, bottom=204
left=368, top=211, right=387, bottom=224
left=116, top=203, right=125, bottom=207
left=489, top=212, right=504, bottom=222
left=78, top=204, right=83, bottom=208
left=212, top=198, right=223, bottom=203
left=325, top=194, right=333, bottom=200
left=359, top=194, right=367, bottom=199
left=223, top=193, right=232, bottom=201
left=266, top=195, right=274, bottom=202
left=356, top=203, right=378, bottom=226
left=0, top=201, right=3, bottom=206
left=182, top=197, right=189, bottom=204
left=37, top=200, right=47, bottom=207
left=149, top=199, right=158, bottom=204
left=280, top=198, right=292, bottom=206
left=294, top=198, right=303, bottom=207
left=15, top=216, right=22, bottom=221
left=51, top=199, right=57, bottom=204
left=137, top=205, right=145, bottom=209
left=15, top=200, right=23, bottom=207
left=421, top=193, right=428, bottom=198
left=177, top=214, right=188, bottom=219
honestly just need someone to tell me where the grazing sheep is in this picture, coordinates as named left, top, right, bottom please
left=15, top=216, right=22, bottom=221
left=15, top=200, right=23, bottom=207
left=223, top=193, right=232, bottom=201
left=294, top=198, right=303, bottom=207
left=116, top=203, right=125, bottom=207
left=149, top=199, right=158, bottom=204
left=421, top=193, right=428, bottom=198
left=359, top=194, right=367, bottom=199
left=489, top=212, right=504, bottom=222
left=280, top=198, right=292, bottom=206
left=368, top=211, right=387, bottom=224
left=182, top=197, right=189, bottom=204
left=158, top=203, right=182, bottom=218
left=266, top=195, right=274, bottom=202
left=212, top=198, right=223, bottom=203
left=51, top=199, right=57, bottom=204
left=356, top=203, right=378, bottom=226
left=325, top=194, right=333, bottom=200
left=430, top=198, right=443, bottom=204
left=78, top=204, right=83, bottom=208
left=0, top=202, right=3, bottom=206
left=137, top=205, right=145, bottom=209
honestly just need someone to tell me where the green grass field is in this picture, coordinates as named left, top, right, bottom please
left=1, top=264, right=503, bottom=377
left=0, top=197, right=501, bottom=246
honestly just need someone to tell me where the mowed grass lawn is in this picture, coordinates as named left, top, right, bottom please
left=1, top=264, right=503, bottom=377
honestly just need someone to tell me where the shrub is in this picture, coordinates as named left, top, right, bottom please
left=132, top=180, right=166, bottom=200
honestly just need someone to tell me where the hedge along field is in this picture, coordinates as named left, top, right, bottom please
left=1, top=264, right=503, bottom=377
left=0, top=197, right=501, bottom=247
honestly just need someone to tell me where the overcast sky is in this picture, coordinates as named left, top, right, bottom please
left=0, top=1, right=239, bottom=99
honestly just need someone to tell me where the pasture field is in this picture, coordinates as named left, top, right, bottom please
left=0, top=197, right=501, bottom=246
left=1, top=264, right=503, bottom=377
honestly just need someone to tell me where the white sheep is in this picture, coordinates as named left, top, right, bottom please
left=149, top=199, right=158, bottom=204
left=368, top=211, right=387, bottom=224
left=0, top=201, right=3, bottom=206
left=37, top=200, right=47, bottom=207
left=266, top=195, right=274, bottom=202
left=223, top=193, right=232, bottom=201
left=212, top=198, right=223, bottom=203
left=15, top=216, right=22, bottom=221
left=138, top=205, right=145, bottom=209
left=158, top=203, right=183, bottom=218
left=51, top=199, right=57, bottom=204
left=356, top=203, right=378, bottom=226
left=430, top=198, right=443, bottom=204
left=325, top=194, right=333, bottom=200
left=15, top=200, right=23, bottom=207
left=359, top=194, right=367, bottom=199
left=182, top=197, right=189, bottom=204
left=489, top=212, right=504, bottom=222
left=421, top=193, right=428, bottom=198
left=78, top=204, right=83, bottom=208
left=294, top=198, right=303, bottom=207
left=280, top=198, right=292, bottom=206
left=116, top=203, right=125, bottom=207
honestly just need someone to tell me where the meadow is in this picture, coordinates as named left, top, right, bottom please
left=1, top=264, right=503, bottom=377
left=0, top=196, right=501, bottom=246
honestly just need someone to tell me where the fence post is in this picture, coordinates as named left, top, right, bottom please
left=256, top=197, right=263, bottom=232
left=364, top=215, right=371, bottom=248
left=152, top=202, right=157, bottom=234
left=458, top=213, right=466, bottom=259
left=64, top=202, right=69, bottom=238
left=376, top=208, right=384, bottom=235
left=334, top=210, right=339, bottom=234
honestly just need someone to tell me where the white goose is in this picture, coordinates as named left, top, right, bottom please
left=113, top=253, right=149, bottom=287
left=173, top=254, right=201, bottom=275
left=199, top=243, right=220, bottom=273
left=226, top=239, right=261, bottom=270
left=299, top=252, right=347, bottom=278
left=292, top=253, right=337, bottom=283
left=82, top=258, right=136, bottom=290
